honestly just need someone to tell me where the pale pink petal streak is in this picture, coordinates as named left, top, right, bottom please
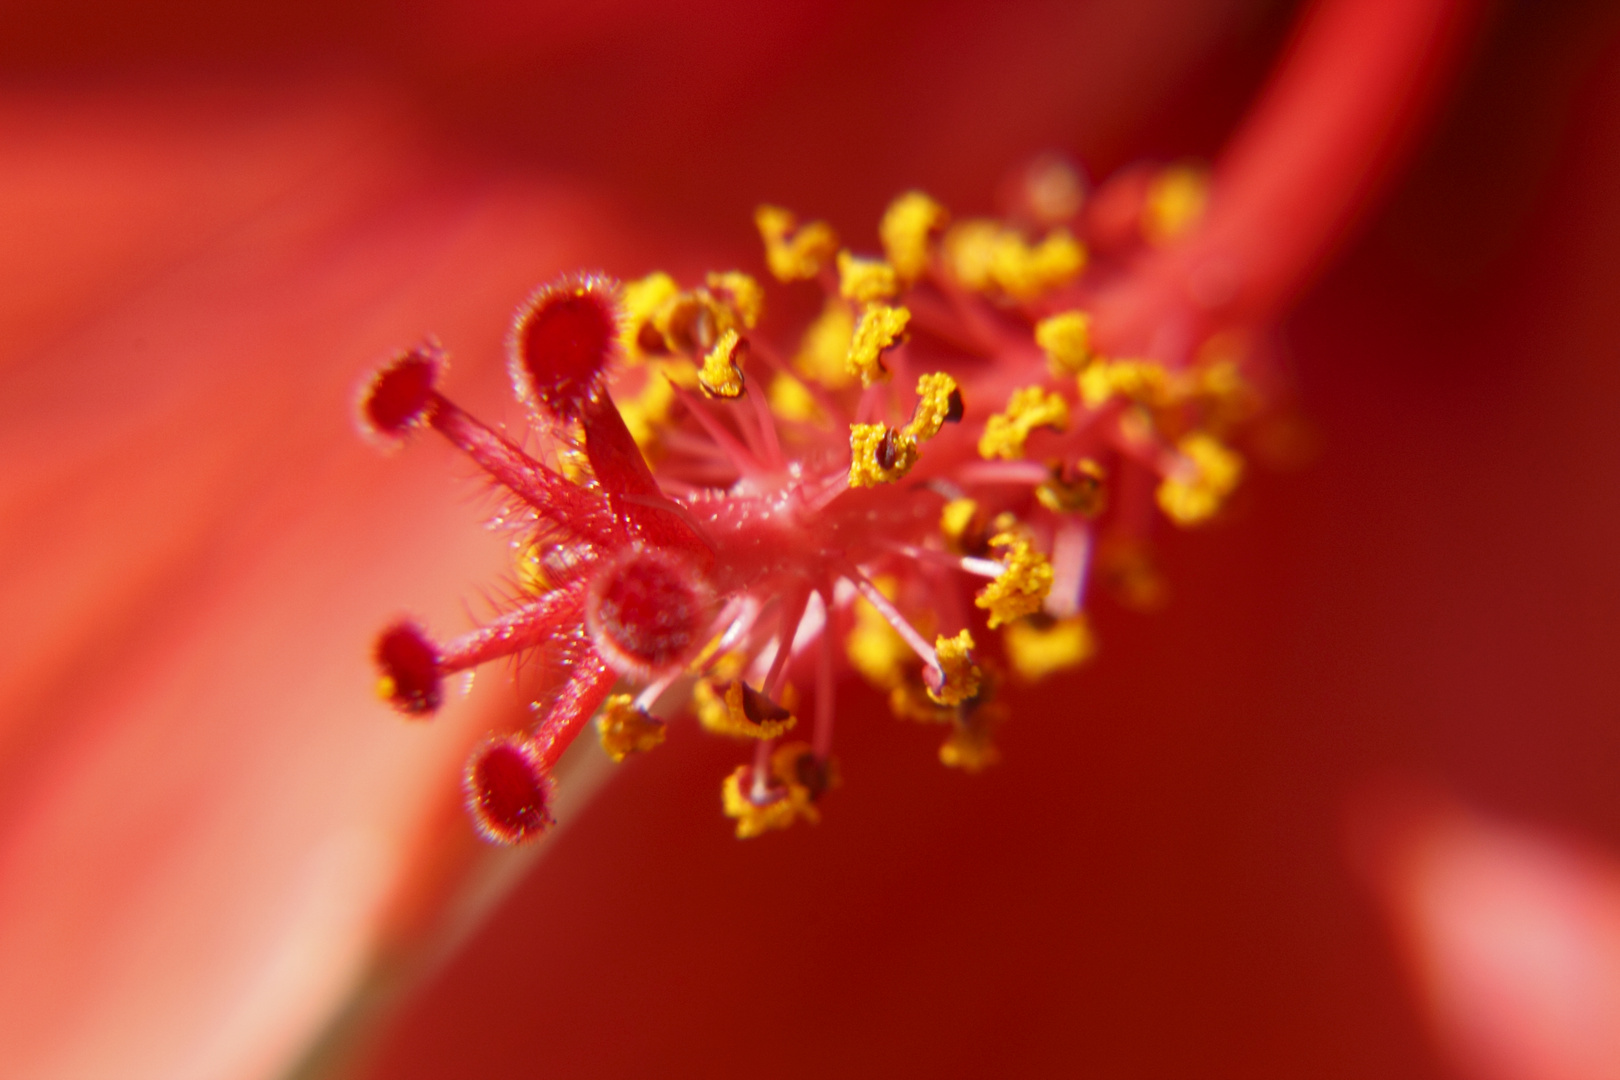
left=1358, top=795, right=1620, bottom=1080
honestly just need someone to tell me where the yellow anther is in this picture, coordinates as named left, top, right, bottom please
left=880, top=190, right=948, bottom=282
left=374, top=674, right=400, bottom=704
left=755, top=204, right=840, bottom=282
left=889, top=678, right=953, bottom=724
left=621, top=272, right=680, bottom=361
left=1143, top=162, right=1209, bottom=246
left=1004, top=614, right=1095, bottom=682
left=652, top=292, right=727, bottom=355
left=943, top=220, right=1087, bottom=301
left=929, top=629, right=982, bottom=706
left=1035, top=458, right=1107, bottom=516
left=1197, top=358, right=1248, bottom=404
left=849, top=372, right=954, bottom=486
left=692, top=678, right=728, bottom=732
left=722, top=768, right=804, bottom=838
left=1078, top=358, right=1179, bottom=409
left=597, top=694, right=667, bottom=761
left=903, top=372, right=962, bottom=440
left=939, top=497, right=980, bottom=551
left=704, top=270, right=764, bottom=329
left=890, top=662, right=1006, bottom=770
left=557, top=446, right=592, bottom=485
left=1156, top=432, right=1243, bottom=526
left=691, top=644, right=748, bottom=683
left=1116, top=405, right=1157, bottom=449
left=939, top=719, right=1002, bottom=773
left=940, top=219, right=1001, bottom=292
left=767, top=372, right=821, bottom=423
left=698, top=328, right=747, bottom=399
left=694, top=679, right=797, bottom=740
left=776, top=740, right=836, bottom=795
left=619, top=364, right=678, bottom=450
left=721, top=741, right=828, bottom=838
left=1034, top=311, right=1093, bottom=375
left=975, top=530, right=1054, bottom=628
left=1190, top=337, right=1258, bottom=425
left=515, top=543, right=549, bottom=595
left=1077, top=363, right=1109, bottom=409
left=847, top=577, right=911, bottom=689
left=848, top=423, right=918, bottom=488
left=794, top=296, right=855, bottom=389
left=846, top=303, right=910, bottom=386
left=837, top=250, right=900, bottom=303
left=1121, top=361, right=1180, bottom=407
left=978, top=385, right=1070, bottom=460
left=997, top=228, right=1086, bottom=301
left=515, top=541, right=589, bottom=595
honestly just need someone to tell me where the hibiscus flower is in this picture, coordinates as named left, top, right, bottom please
left=4, top=1, right=1618, bottom=1079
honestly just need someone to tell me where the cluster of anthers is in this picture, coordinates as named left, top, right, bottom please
left=360, top=159, right=1269, bottom=842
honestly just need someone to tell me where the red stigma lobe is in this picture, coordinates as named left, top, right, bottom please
left=586, top=547, right=714, bottom=677
left=466, top=737, right=555, bottom=844
left=360, top=342, right=442, bottom=440
left=509, top=277, right=620, bottom=420
left=374, top=621, right=443, bottom=716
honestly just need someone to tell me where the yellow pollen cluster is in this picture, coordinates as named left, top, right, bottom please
left=1004, top=615, right=1095, bottom=682
left=374, top=673, right=402, bottom=705
left=846, top=577, right=911, bottom=688
left=978, top=386, right=1070, bottom=460
left=621, top=272, right=679, bottom=361
left=847, top=423, right=916, bottom=487
left=943, top=220, right=1086, bottom=301
left=880, top=190, right=948, bottom=282
left=938, top=717, right=1003, bottom=773
left=976, top=530, right=1054, bottom=628
left=1190, top=355, right=1258, bottom=428
left=556, top=445, right=592, bottom=485
left=905, top=372, right=961, bottom=440
left=846, top=303, right=911, bottom=386
left=887, top=665, right=1006, bottom=771
left=756, top=204, right=840, bottom=282
left=1035, top=458, right=1107, bottom=516
left=889, top=678, right=955, bottom=724
left=694, top=679, right=798, bottom=740
left=939, top=498, right=982, bottom=552
left=836, top=250, right=899, bottom=303
left=794, top=297, right=856, bottom=388
left=618, top=366, right=679, bottom=451
left=767, top=372, right=820, bottom=423
left=848, top=372, right=959, bottom=487
left=1143, top=163, right=1209, bottom=246
left=1035, top=311, right=1093, bottom=375
left=721, top=742, right=829, bottom=838
left=706, top=270, right=765, bottom=328
left=515, top=543, right=550, bottom=595
left=698, top=329, right=747, bottom=399
left=621, top=270, right=763, bottom=362
left=597, top=694, right=668, bottom=761
left=929, top=629, right=982, bottom=705
left=1156, top=432, right=1244, bottom=526
left=1078, top=358, right=1178, bottom=409
left=515, top=540, right=591, bottom=594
